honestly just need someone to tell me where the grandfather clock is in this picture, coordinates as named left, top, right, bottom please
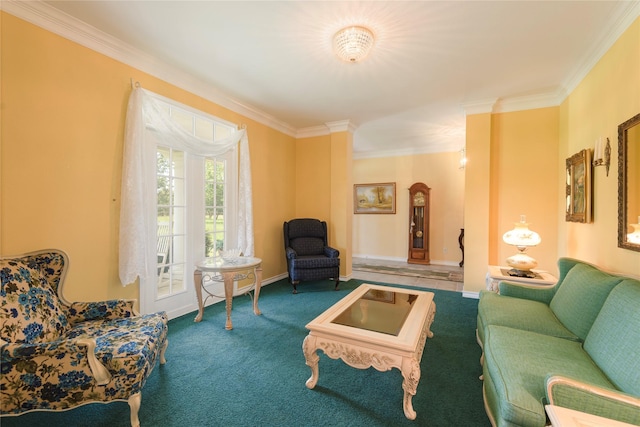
left=408, top=182, right=430, bottom=265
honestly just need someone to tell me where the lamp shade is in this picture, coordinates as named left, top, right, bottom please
left=333, top=26, right=375, bottom=63
left=503, top=215, right=541, bottom=249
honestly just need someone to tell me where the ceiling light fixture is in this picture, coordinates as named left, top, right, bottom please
left=333, top=26, right=375, bottom=63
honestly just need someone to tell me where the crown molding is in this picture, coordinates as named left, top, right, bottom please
left=353, top=144, right=459, bottom=160
left=464, top=1, right=640, bottom=116
left=1, top=0, right=297, bottom=137
left=560, top=0, right=640, bottom=101
left=493, top=91, right=563, bottom=114
left=296, top=125, right=330, bottom=139
left=4, top=0, right=638, bottom=146
left=461, top=99, right=498, bottom=116
left=326, top=120, right=358, bottom=134
left=296, top=120, right=358, bottom=139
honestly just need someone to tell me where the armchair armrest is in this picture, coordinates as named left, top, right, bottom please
left=285, top=247, right=297, bottom=260
left=66, top=299, right=138, bottom=324
left=324, top=246, right=339, bottom=258
left=499, top=280, right=556, bottom=304
left=546, top=375, right=640, bottom=425
left=1, top=338, right=111, bottom=385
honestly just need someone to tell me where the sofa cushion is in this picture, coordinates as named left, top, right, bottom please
left=549, top=262, right=623, bottom=341
left=483, top=325, right=615, bottom=427
left=0, top=259, right=69, bottom=344
left=290, top=255, right=340, bottom=269
left=477, top=291, right=578, bottom=344
left=584, top=279, right=640, bottom=397
left=290, top=237, right=325, bottom=256
left=64, top=312, right=168, bottom=393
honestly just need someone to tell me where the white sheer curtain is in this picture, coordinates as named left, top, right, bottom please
left=119, top=87, right=253, bottom=286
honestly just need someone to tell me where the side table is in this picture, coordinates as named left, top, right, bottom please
left=486, top=265, right=557, bottom=292
left=194, top=256, right=262, bottom=330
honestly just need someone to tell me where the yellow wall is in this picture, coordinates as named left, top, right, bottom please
left=465, top=107, right=559, bottom=293
left=464, top=17, right=640, bottom=292
left=464, top=113, right=493, bottom=293
left=295, top=131, right=353, bottom=278
left=1, top=13, right=296, bottom=302
left=558, top=16, right=640, bottom=276
left=490, top=107, right=559, bottom=274
left=353, top=151, right=465, bottom=265
left=329, top=131, right=353, bottom=278
left=294, top=135, right=332, bottom=221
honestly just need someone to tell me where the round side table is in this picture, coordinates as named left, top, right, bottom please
left=193, top=256, right=262, bottom=330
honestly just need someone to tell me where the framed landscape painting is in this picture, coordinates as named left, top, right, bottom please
left=354, top=182, right=396, bottom=214
left=566, top=148, right=592, bottom=223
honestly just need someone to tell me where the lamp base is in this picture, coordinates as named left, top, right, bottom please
left=505, top=252, right=538, bottom=272
left=506, top=268, right=536, bottom=279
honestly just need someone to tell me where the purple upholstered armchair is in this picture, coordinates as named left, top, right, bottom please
left=283, top=218, right=340, bottom=293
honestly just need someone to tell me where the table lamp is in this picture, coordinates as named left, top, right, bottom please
left=502, top=215, right=541, bottom=278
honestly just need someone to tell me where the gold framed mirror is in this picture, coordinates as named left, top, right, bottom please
left=617, top=113, right=640, bottom=252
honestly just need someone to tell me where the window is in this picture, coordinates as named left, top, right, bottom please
left=151, top=97, right=237, bottom=303
left=120, top=87, right=251, bottom=318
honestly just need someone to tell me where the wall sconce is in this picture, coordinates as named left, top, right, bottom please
left=459, top=147, right=467, bottom=170
left=593, top=137, right=611, bottom=176
left=628, top=216, right=640, bottom=244
left=502, top=215, right=541, bottom=278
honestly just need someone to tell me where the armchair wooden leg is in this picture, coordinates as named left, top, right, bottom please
left=292, top=281, right=298, bottom=294
left=128, top=392, right=141, bottom=427
left=334, top=278, right=340, bottom=291
left=159, top=339, right=168, bottom=365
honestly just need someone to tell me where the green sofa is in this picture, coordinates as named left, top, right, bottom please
left=476, top=258, right=640, bottom=427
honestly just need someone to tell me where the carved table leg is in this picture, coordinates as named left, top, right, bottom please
left=302, top=335, right=320, bottom=389
left=223, top=271, right=234, bottom=330
left=193, top=269, right=204, bottom=322
left=253, top=266, right=262, bottom=316
left=400, top=357, right=421, bottom=420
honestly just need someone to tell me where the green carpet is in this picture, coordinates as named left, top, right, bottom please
left=2, top=278, right=489, bottom=427
left=353, top=263, right=464, bottom=282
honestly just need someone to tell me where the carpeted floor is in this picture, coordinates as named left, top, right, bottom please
left=353, top=263, right=464, bottom=282
left=2, top=278, right=488, bottom=427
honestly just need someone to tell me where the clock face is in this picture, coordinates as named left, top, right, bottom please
left=413, top=191, right=425, bottom=206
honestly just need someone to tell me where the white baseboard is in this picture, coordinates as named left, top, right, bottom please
left=462, top=291, right=480, bottom=299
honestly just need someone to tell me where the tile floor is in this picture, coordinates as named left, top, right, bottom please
left=351, top=257, right=464, bottom=292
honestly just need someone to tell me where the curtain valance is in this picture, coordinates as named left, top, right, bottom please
left=119, top=87, right=253, bottom=286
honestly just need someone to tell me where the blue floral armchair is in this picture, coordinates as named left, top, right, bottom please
left=0, top=249, right=168, bottom=427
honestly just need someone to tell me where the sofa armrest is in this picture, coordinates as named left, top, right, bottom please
left=1, top=338, right=111, bottom=385
left=499, top=280, right=556, bottom=303
left=546, top=375, right=640, bottom=425
left=66, top=299, right=138, bottom=324
left=324, top=246, right=339, bottom=258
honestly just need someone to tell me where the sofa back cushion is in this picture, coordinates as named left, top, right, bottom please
left=584, top=279, right=640, bottom=396
left=549, top=262, right=623, bottom=341
left=290, top=237, right=325, bottom=257
left=0, top=259, right=69, bottom=344
left=285, top=219, right=328, bottom=256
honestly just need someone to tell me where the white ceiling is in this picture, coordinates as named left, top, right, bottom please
left=21, top=1, right=640, bottom=156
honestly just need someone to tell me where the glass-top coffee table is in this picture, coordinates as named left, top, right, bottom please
left=303, top=283, right=436, bottom=420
